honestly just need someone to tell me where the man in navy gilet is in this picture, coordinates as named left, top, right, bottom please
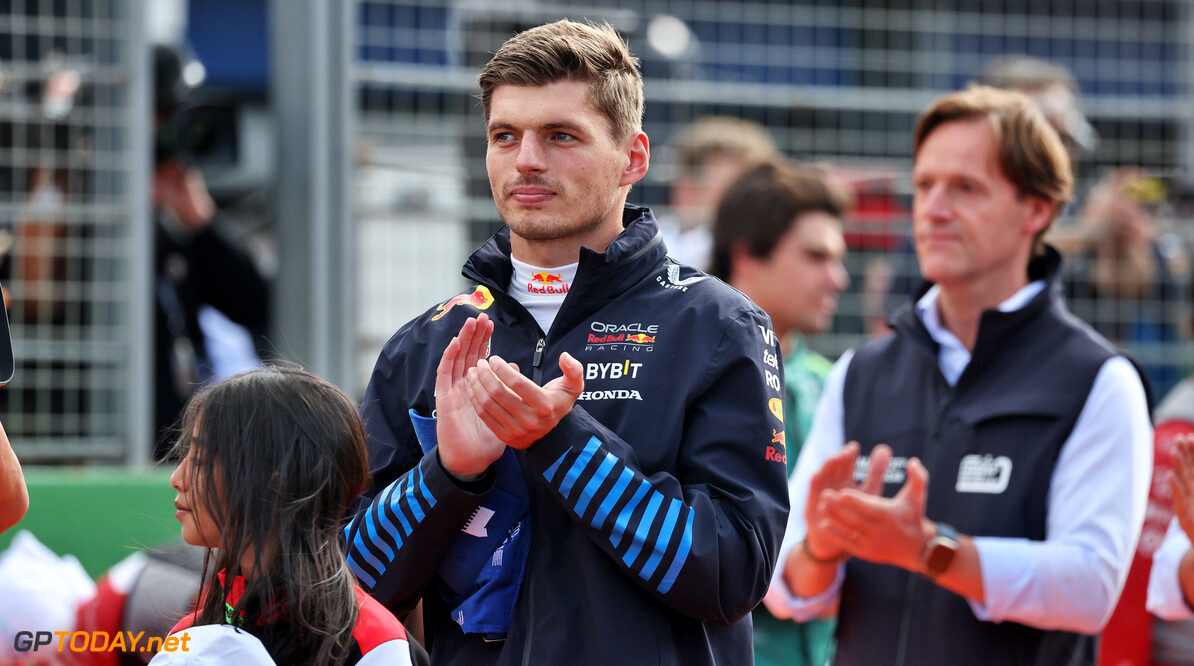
left=765, top=85, right=1153, bottom=665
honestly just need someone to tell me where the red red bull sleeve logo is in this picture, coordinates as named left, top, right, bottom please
left=431, top=286, right=496, bottom=321
left=766, top=429, right=787, bottom=464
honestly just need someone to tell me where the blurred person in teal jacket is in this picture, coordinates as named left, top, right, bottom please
left=709, top=159, right=851, bottom=666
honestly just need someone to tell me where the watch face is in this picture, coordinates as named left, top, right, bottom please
left=925, top=539, right=957, bottom=576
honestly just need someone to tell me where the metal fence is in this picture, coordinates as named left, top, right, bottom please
left=0, top=0, right=1186, bottom=462
left=351, top=0, right=1194, bottom=398
left=0, top=0, right=151, bottom=463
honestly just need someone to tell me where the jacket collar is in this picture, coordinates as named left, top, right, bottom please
left=889, top=245, right=1065, bottom=368
left=461, top=205, right=665, bottom=329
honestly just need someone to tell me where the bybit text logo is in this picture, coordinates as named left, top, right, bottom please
left=13, top=630, right=191, bottom=655
left=585, top=360, right=643, bottom=381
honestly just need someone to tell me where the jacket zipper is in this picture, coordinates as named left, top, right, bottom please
left=531, top=337, right=546, bottom=385
left=929, top=389, right=954, bottom=440
left=520, top=335, right=547, bottom=665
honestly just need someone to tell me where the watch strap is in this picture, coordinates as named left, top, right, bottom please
left=935, top=522, right=958, bottom=543
left=921, top=521, right=960, bottom=578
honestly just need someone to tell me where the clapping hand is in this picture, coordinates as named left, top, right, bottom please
left=435, top=314, right=506, bottom=481
left=802, top=442, right=892, bottom=562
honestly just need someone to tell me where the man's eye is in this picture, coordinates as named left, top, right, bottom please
left=553, top=132, right=574, bottom=141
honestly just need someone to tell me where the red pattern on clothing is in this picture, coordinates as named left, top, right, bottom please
left=1097, top=419, right=1189, bottom=666
left=169, top=571, right=406, bottom=658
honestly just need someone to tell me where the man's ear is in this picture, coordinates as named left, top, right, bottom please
left=619, top=132, right=650, bottom=187
left=1022, top=194, right=1055, bottom=238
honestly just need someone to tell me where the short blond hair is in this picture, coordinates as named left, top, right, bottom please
left=915, top=85, right=1074, bottom=255
left=674, top=116, right=779, bottom=178
left=478, top=20, right=643, bottom=144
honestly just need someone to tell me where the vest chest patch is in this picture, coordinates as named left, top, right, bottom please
left=852, top=454, right=909, bottom=485
left=956, top=454, right=1013, bottom=494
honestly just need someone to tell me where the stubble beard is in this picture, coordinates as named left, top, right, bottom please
left=506, top=208, right=608, bottom=242
left=497, top=179, right=620, bottom=244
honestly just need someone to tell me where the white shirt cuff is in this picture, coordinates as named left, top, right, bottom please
left=762, top=542, right=846, bottom=622
left=1148, top=519, right=1194, bottom=621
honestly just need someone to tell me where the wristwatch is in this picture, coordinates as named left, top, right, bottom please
left=921, top=522, right=959, bottom=578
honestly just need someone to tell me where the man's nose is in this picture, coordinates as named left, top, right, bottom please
left=516, top=136, right=546, bottom=175
left=830, top=260, right=850, bottom=292
left=917, top=185, right=951, bottom=221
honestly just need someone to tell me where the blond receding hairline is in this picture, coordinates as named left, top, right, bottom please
left=477, top=19, right=644, bottom=145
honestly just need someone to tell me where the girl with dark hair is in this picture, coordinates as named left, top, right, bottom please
left=159, top=367, right=412, bottom=666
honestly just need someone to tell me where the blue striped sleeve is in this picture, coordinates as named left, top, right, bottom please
left=640, top=498, right=683, bottom=580
left=621, top=491, right=664, bottom=567
left=345, top=462, right=439, bottom=590
left=592, top=466, right=634, bottom=530
left=657, top=509, right=695, bottom=594
left=559, top=437, right=602, bottom=499
left=610, top=480, right=652, bottom=549
left=536, top=434, right=702, bottom=598
left=574, top=453, right=618, bottom=517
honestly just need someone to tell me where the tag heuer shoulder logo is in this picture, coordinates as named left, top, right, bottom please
left=956, top=454, right=1012, bottom=494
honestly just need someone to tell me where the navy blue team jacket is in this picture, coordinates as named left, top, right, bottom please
left=345, top=206, right=790, bottom=665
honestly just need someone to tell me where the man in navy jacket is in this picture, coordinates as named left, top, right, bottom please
left=344, top=20, right=789, bottom=665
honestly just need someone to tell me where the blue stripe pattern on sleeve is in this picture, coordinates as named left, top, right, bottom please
left=592, top=466, right=634, bottom=530
left=621, top=491, right=664, bottom=567
left=374, top=482, right=405, bottom=549
left=610, top=480, right=651, bottom=549
left=348, top=527, right=382, bottom=588
left=542, top=436, right=699, bottom=595
left=559, top=437, right=601, bottom=499
left=543, top=446, right=572, bottom=482
left=345, top=462, right=438, bottom=590
left=404, top=469, right=428, bottom=522
left=417, top=468, right=437, bottom=509
left=574, top=453, right=617, bottom=517
left=657, top=509, right=694, bottom=594
left=640, top=498, right=682, bottom=580
left=364, top=506, right=395, bottom=561
left=392, top=488, right=414, bottom=535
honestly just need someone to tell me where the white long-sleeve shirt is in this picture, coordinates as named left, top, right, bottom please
left=764, top=282, right=1153, bottom=634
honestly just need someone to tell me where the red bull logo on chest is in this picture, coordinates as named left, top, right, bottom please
left=431, top=286, right=496, bottom=321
